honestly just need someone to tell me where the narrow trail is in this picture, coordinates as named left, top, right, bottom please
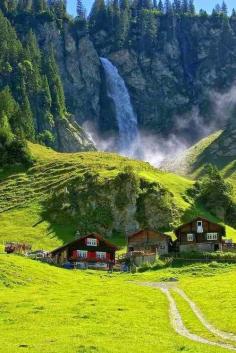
left=174, top=287, right=236, bottom=342
left=140, top=282, right=236, bottom=351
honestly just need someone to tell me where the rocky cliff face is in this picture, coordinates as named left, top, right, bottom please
left=11, top=13, right=236, bottom=151
left=34, top=20, right=102, bottom=127
left=93, top=16, right=236, bottom=142
left=45, top=171, right=180, bottom=237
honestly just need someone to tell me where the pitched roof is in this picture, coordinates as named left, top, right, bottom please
left=128, top=229, right=172, bottom=241
left=174, top=216, right=226, bottom=235
left=50, top=233, right=118, bottom=255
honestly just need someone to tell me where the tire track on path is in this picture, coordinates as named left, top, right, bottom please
left=140, top=282, right=236, bottom=351
left=174, top=287, right=236, bottom=342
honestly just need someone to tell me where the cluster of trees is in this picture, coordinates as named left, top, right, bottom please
left=0, top=9, right=69, bottom=165
left=194, top=165, right=236, bottom=226
left=88, top=0, right=235, bottom=51
left=0, top=0, right=67, bottom=17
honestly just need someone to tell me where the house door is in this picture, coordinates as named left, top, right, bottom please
left=214, top=244, right=219, bottom=251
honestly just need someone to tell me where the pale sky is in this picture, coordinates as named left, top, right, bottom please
left=67, top=0, right=235, bottom=16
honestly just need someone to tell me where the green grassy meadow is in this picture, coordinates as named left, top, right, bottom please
left=173, top=130, right=236, bottom=199
left=0, top=142, right=236, bottom=251
left=1, top=254, right=236, bottom=353
left=1, top=143, right=236, bottom=353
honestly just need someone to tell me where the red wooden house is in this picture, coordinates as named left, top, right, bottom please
left=50, top=233, right=118, bottom=269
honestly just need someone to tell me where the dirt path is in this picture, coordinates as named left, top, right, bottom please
left=140, top=282, right=236, bottom=351
left=174, top=287, right=236, bottom=342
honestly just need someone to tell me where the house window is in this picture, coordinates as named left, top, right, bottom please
left=196, top=220, right=203, bottom=233
left=206, top=233, right=218, bottom=241
left=187, top=234, right=194, bottom=242
left=86, top=238, right=98, bottom=246
left=77, top=250, right=88, bottom=258
left=96, top=252, right=106, bottom=260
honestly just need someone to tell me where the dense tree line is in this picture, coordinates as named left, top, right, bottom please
left=0, top=0, right=67, bottom=17
left=0, top=5, right=70, bottom=165
left=87, top=0, right=236, bottom=51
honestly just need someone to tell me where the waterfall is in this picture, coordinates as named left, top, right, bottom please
left=100, top=57, right=139, bottom=155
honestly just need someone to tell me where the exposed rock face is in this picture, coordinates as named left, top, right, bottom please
left=25, top=15, right=236, bottom=149
left=46, top=171, right=180, bottom=237
left=56, top=119, right=95, bottom=152
left=24, top=20, right=99, bottom=152
left=94, top=16, right=236, bottom=142
left=36, top=22, right=102, bottom=126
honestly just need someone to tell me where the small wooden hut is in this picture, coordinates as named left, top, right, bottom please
left=128, top=229, right=171, bottom=256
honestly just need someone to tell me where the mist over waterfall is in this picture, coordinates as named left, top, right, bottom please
left=100, top=57, right=140, bottom=156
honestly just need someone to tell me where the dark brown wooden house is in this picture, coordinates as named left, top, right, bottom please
left=50, top=233, right=118, bottom=269
left=174, top=217, right=226, bottom=253
left=128, top=229, right=171, bottom=255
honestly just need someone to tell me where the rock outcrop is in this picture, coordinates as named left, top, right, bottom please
left=45, top=170, right=180, bottom=237
left=35, top=21, right=102, bottom=127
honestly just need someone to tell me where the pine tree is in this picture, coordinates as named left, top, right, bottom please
left=120, top=0, right=130, bottom=10
left=47, top=0, right=66, bottom=17
left=0, top=10, right=22, bottom=69
left=201, top=8, right=208, bottom=16
left=0, top=0, right=17, bottom=13
left=106, top=0, right=114, bottom=32
left=221, top=1, right=228, bottom=16
left=143, top=0, right=153, bottom=9
left=181, top=0, right=188, bottom=14
left=138, top=8, right=157, bottom=52
left=33, top=0, right=47, bottom=13
left=77, top=0, right=86, bottom=18
left=89, top=0, right=107, bottom=32
left=17, top=0, right=33, bottom=12
left=232, top=8, right=236, bottom=17
left=214, top=3, right=221, bottom=14
left=188, top=0, right=195, bottom=15
left=44, top=49, right=66, bottom=119
left=173, top=0, right=181, bottom=14
left=18, top=78, right=35, bottom=139
left=116, top=8, right=130, bottom=48
left=164, top=0, right=171, bottom=14
left=157, top=0, right=164, bottom=13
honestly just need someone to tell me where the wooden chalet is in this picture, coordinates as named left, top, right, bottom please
left=174, top=217, right=226, bottom=253
left=128, top=229, right=172, bottom=256
left=50, top=233, right=118, bottom=269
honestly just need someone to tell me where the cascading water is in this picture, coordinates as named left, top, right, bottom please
left=100, top=57, right=140, bottom=156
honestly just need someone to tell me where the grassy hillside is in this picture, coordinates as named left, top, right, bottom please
left=169, top=130, right=236, bottom=199
left=1, top=254, right=236, bottom=353
left=0, top=142, right=235, bottom=250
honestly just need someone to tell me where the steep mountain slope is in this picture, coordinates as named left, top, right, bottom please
left=3, top=2, right=236, bottom=153
left=0, top=6, right=95, bottom=160
left=166, top=120, right=236, bottom=202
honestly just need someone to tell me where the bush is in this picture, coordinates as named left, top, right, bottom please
left=138, top=257, right=173, bottom=272
left=178, top=251, right=236, bottom=262
left=0, top=136, right=34, bottom=167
